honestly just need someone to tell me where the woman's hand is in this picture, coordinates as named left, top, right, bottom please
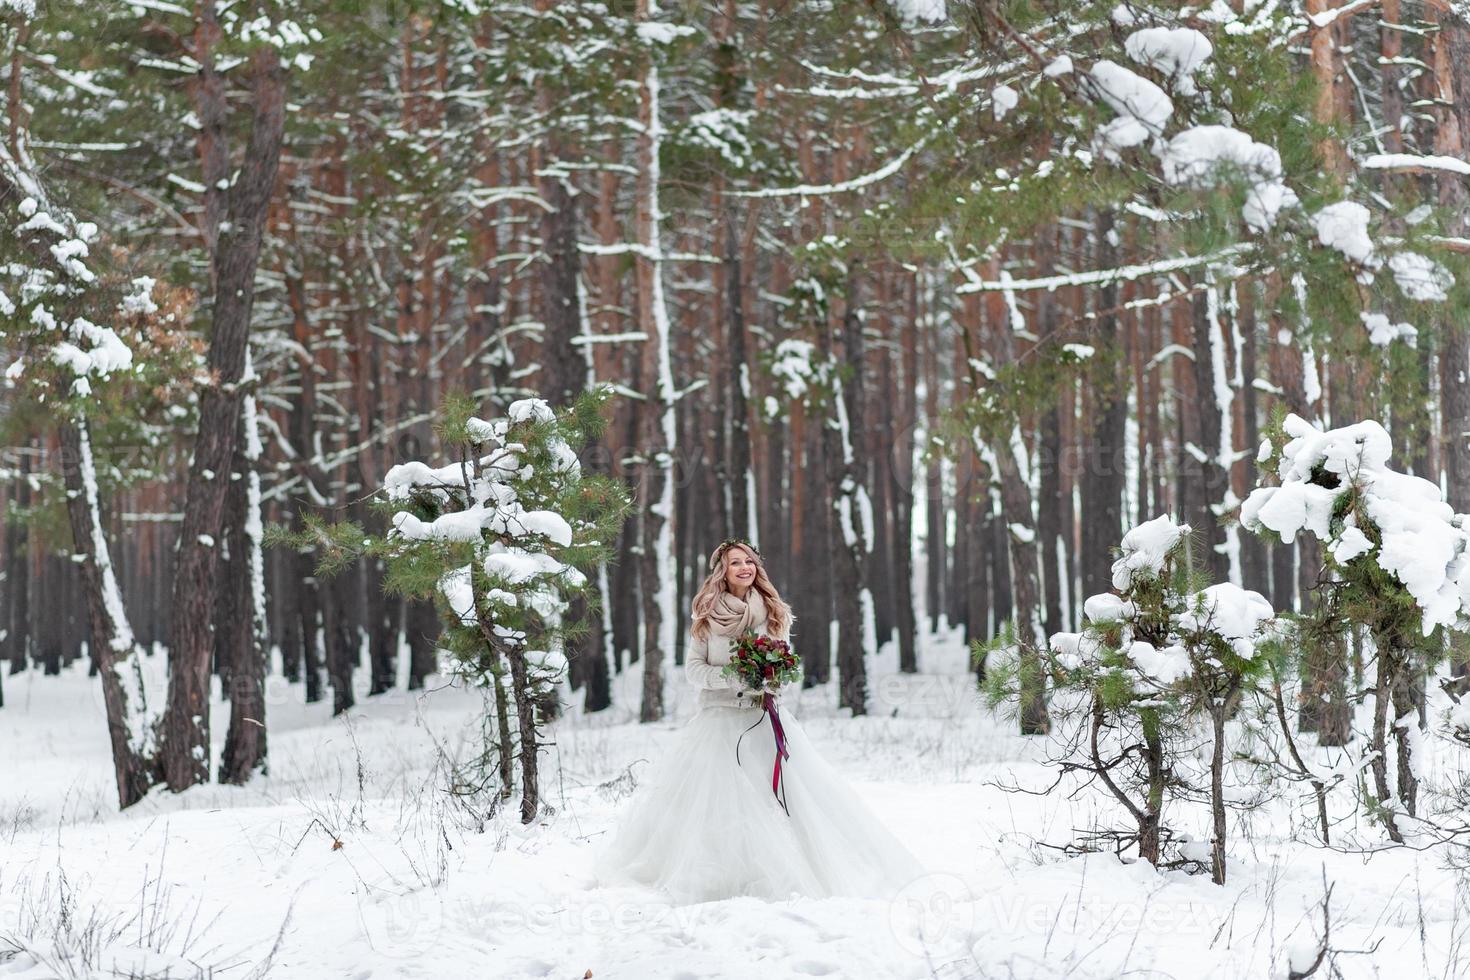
left=736, top=682, right=767, bottom=707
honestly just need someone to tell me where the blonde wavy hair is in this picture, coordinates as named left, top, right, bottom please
left=690, top=540, right=794, bottom=642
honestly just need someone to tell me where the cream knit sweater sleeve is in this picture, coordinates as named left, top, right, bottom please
left=685, top=630, right=736, bottom=691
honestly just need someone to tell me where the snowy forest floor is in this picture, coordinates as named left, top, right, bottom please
left=1, top=626, right=1465, bottom=979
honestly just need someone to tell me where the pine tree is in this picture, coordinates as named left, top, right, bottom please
left=278, top=387, right=631, bottom=823
left=0, top=0, right=203, bottom=807
left=1242, top=412, right=1470, bottom=843
left=988, top=514, right=1277, bottom=881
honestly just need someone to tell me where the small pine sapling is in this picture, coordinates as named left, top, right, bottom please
left=990, top=514, right=1278, bottom=882
left=273, top=387, right=632, bottom=824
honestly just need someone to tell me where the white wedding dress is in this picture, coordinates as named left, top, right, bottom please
left=593, top=678, right=927, bottom=905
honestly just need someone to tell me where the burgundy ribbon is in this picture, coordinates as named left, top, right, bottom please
left=735, top=692, right=792, bottom=816
left=766, top=698, right=790, bottom=816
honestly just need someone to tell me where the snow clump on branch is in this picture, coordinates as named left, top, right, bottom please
left=1241, top=414, right=1470, bottom=636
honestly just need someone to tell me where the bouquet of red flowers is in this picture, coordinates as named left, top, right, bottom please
left=721, top=628, right=801, bottom=693
left=721, top=628, right=800, bottom=816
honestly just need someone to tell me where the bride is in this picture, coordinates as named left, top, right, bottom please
left=593, top=538, right=927, bottom=904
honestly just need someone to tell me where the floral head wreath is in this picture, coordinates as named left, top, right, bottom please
left=709, top=537, right=762, bottom=571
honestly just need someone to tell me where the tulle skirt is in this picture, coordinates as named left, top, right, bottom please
left=593, top=703, right=927, bottom=905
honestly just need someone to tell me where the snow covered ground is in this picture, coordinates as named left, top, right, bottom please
left=1, top=625, right=1465, bottom=979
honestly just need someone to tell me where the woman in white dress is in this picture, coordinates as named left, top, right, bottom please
left=594, top=538, right=927, bottom=905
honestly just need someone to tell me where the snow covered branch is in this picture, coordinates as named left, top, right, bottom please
left=955, top=246, right=1251, bottom=294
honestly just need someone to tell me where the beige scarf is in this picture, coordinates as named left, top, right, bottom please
left=706, top=588, right=768, bottom=639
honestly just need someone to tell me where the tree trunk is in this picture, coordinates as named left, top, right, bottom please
left=473, top=602, right=529, bottom=812
left=2, top=445, right=29, bottom=688
left=979, top=255, right=1049, bottom=735
left=1306, top=615, right=1351, bottom=747
left=869, top=383, right=896, bottom=646
left=1434, top=10, right=1470, bottom=677
left=1082, top=211, right=1128, bottom=600
left=893, top=286, right=920, bottom=672
left=1209, top=699, right=1230, bottom=885
left=634, top=0, right=675, bottom=723
left=952, top=462, right=971, bottom=639
left=797, top=400, right=834, bottom=685
left=575, top=398, right=615, bottom=711
left=1368, top=639, right=1405, bottom=843
left=611, top=500, right=640, bottom=673
left=161, top=44, right=286, bottom=791
left=407, top=598, right=439, bottom=689
left=219, top=434, right=268, bottom=783
left=1140, top=713, right=1165, bottom=866
left=972, top=484, right=993, bottom=657
left=366, top=556, right=395, bottom=696
left=996, top=446, right=1050, bottom=735
left=1188, top=287, right=1230, bottom=581
left=581, top=561, right=613, bottom=712
left=538, top=172, right=584, bottom=409
left=1236, top=281, right=1269, bottom=594
left=1434, top=12, right=1470, bottom=514
left=322, top=562, right=356, bottom=716
left=1037, top=394, right=1064, bottom=640
left=59, top=418, right=161, bottom=808
left=924, top=309, right=945, bottom=634
left=1307, top=0, right=1350, bottom=178
left=506, top=641, right=541, bottom=822
left=822, top=271, right=873, bottom=716
left=723, top=210, right=756, bottom=541
left=274, top=543, right=300, bottom=684
left=963, top=470, right=989, bottom=679
left=299, top=555, right=325, bottom=702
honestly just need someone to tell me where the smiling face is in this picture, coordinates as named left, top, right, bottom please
left=723, top=546, right=758, bottom=593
